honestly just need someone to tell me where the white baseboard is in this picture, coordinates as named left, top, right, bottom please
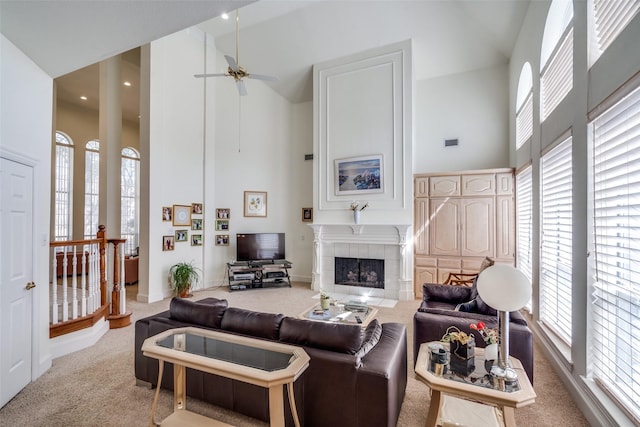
left=49, top=319, right=109, bottom=360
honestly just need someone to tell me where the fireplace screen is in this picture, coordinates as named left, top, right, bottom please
left=334, top=257, right=384, bottom=289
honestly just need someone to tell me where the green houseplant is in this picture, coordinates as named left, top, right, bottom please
left=169, top=261, right=200, bottom=298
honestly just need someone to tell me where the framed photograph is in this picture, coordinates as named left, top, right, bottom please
left=215, top=219, right=229, bottom=231
left=244, top=191, right=267, bottom=217
left=215, top=234, right=229, bottom=246
left=172, top=204, right=192, bottom=226
left=162, top=235, right=175, bottom=251
left=302, top=207, right=313, bottom=222
left=175, top=230, right=188, bottom=242
left=335, top=154, right=383, bottom=195
left=191, top=234, right=203, bottom=246
left=162, top=206, right=172, bottom=222
left=191, top=218, right=203, bottom=230
left=216, top=208, right=230, bottom=219
left=192, top=203, right=203, bottom=214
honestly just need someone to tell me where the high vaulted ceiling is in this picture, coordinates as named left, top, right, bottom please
left=1, top=0, right=531, bottom=120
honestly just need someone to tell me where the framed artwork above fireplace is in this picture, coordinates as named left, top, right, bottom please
left=334, top=154, right=383, bottom=195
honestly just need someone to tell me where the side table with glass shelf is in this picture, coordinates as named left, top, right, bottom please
left=415, top=342, right=536, bottom=427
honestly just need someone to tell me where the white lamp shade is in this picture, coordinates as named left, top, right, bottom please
left=476, top=264, right=531, bottom=312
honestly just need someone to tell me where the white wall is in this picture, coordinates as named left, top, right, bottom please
left=414, top=63, right=510, bottom=174
left=0, top=34, right=53, bottom=380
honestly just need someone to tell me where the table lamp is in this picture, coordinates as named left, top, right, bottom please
left=476, top=264, right=531, bottom=372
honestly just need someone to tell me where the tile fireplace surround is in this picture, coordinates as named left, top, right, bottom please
left=308, top=224, right=413, bottom=301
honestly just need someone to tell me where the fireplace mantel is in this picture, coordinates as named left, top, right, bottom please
left=308, top=223, right=413, bottom=301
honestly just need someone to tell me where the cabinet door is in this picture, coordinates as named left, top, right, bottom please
left=430, top=176, right=460, bottom=196
left=414, top=198, right=429, bottom=255
left=415, top=176, right=429, bottom=197
left=496, top=195, right=515, bottom=261
left=462, top=174, right=495, bottom=196
left=415, top=266, right=437, bottom=298
left=496, top=172, right=514, bottom=195
left=430, top=198, right=460, bottom=256
left=460, top=198, right=494, bottom=257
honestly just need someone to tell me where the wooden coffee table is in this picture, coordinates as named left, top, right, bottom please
left=415, top=342, right=536, bottom=427
left=142, top=327, right=310, bottom=427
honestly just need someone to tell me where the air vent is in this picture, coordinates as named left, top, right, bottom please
left=304, top=154, right=313, bottom=160
left=445, top=139, right=459, bottom=147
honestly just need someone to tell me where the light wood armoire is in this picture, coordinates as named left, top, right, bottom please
left=413, top=168, right=515, bottom=298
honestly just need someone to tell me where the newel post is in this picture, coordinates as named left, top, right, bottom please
left=107, top=237, right=132, bottom=329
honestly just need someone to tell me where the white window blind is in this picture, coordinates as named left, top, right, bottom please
left=593, top=0, right=640, bottom=59
left=516, top=91, right=533, bottom=148
left=55, top=132, right=73, bottom=242
left=121, top=147, right=140, bottom=256
left=590, top=83, right=640, bottom=422
left=84, top=140, right=99, bottom=239
left=540, top=137, right=573, bottom=344
left=516, top=166, right=533, bottom=283
left=541, top=26, right=573, bottom=121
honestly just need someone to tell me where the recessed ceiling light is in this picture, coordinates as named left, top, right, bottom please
left=80, top=96, right=87, bottom=101
left=221, top=12, right=229, bottom=20
left=123, top=81, right=131, bottom=87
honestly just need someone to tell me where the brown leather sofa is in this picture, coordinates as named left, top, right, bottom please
left=413, top=283, right=534, bottom=383
left=135, top=297, right=407, bottom=427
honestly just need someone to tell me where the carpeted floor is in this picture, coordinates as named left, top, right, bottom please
left=0, top=282, right=589, bottom=426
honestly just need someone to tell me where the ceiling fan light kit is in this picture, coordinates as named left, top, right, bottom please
left=194, top=9, right=277, bottom=96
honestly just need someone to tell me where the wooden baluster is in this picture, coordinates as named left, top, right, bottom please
left=62, top=246, right=69, bottom=322
left=52, top=250, right=59, bottom=324
left=71, top=246, right=78, bottom=319
left=110, top=240, right=125, bottom=316
left=97, top=225, right=108, bottom=308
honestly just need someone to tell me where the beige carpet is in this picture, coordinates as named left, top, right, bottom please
left=0, top=282, right=589, bottom=426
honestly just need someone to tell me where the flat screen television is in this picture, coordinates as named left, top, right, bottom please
left=236, top=233, right=285, bottom=262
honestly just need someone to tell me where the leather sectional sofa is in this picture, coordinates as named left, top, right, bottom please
left=413, top=283, right=534, bottom=383
left=135, top=297, right=407, bottom=427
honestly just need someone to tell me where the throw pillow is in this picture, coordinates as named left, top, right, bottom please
left=475, top=294, right=498, bottom=316
left=354, top=319, right=382, bottom=367
left=455, top=299, right=478, bottom=312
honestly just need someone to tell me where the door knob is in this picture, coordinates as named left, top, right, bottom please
left=25, top=282, right=36, bottom=290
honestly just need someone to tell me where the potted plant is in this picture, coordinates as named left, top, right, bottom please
left=169, top=261, right=200, bottom=298
left=320, top=290, right=331, bottom=310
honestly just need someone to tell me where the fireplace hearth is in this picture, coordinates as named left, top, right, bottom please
left=335, top=257, right=384, bottom=289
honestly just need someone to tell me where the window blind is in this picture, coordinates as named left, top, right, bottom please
left=593, top=0, right=639, bottom=55
left=516, top=166, right=533, bottom=283
left=55, top=132, right=73, bottom=242
left=590, top=83, right=640, bottom=422
left=540, top=137, right=573, bottom=344
left=516, top=91, right=533, bottom=148
left=541, top=26, right=574, bottom=121
left=84, top=141, right=99, bottom=240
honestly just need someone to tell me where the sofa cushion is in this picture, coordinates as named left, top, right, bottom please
left=354, top=319, right=382, bottom=367
left=279, top=317, right=363, bottom=355
left=220, top=307, right=285, bottom=340
left=169, top=297, right=228, bottom=329
left=423, top=284, right=472, bottom=304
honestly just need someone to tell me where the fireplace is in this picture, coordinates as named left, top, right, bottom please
left=335, top=257, right=384, bottom=289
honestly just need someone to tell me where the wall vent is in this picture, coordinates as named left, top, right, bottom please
left=444, top=139, right=459, bottom=147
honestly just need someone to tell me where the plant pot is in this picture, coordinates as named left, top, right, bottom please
left=320, top=297, right=331, bottom=310
left=484, top=343, right=499, bottom=361
left=178, top=285, right=192, bottom=298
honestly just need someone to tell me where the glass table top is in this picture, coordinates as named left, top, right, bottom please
left=157, top=332, right=294, bottom=372
left=426, top=343, right=521, bottom=393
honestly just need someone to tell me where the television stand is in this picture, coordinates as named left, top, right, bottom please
left=227, top=260, right=292, bottom=291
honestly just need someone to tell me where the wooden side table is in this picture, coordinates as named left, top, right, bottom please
left=415, top=342, right=536, bottom=427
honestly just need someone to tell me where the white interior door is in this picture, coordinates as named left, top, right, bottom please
left=0, top=157, right=34, bottom=408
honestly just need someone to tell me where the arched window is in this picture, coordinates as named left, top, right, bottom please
left=516, top=63, right=533, bottom=148
left=540, top=0, right=574, bottom=121
left=589, top=0, right=640, bottom=67
left=121, top=147, right=140, bottom=255
left=55, top=131, right=74, bottom=241
left=84, top=140, right=100, bottom=239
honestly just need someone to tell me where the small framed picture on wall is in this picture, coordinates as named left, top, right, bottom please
left=244, top=191, right=267, bottom=217
left=216, top=208, right=230, bottom=219
left=302, top=207, right=313, bottom=222
left=216, top=235, right=229, bottom=246
left=162, top=235, right=175, bottom=251
left=192, top=203, right=203, bottom=214
left=191, top=218, right=203, bottom=230
left=173, top=205, right=191, bottom=226
left=162, top=206, right=172, bottom=222
left=191, top=234, right=203, bottom=246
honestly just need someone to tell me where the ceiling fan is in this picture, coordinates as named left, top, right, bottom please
left=194, top=10, right=277, bottom=96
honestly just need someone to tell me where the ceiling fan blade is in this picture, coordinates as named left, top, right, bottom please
left=194, top=73, right=227, bottom=78
left=248, top=73, right=279, bottom=82
left=236, top=80, right=248, bottom=96
left=225, top=55, right=239, bottom=71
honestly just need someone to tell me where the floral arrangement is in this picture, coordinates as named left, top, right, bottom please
left=350, top=201, right=369, bottom=211
left=320, top=290, right=330, bottom=300
left=470, top=321, right=499, bottom=345
left=441, top=326, right=474, bottom=345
